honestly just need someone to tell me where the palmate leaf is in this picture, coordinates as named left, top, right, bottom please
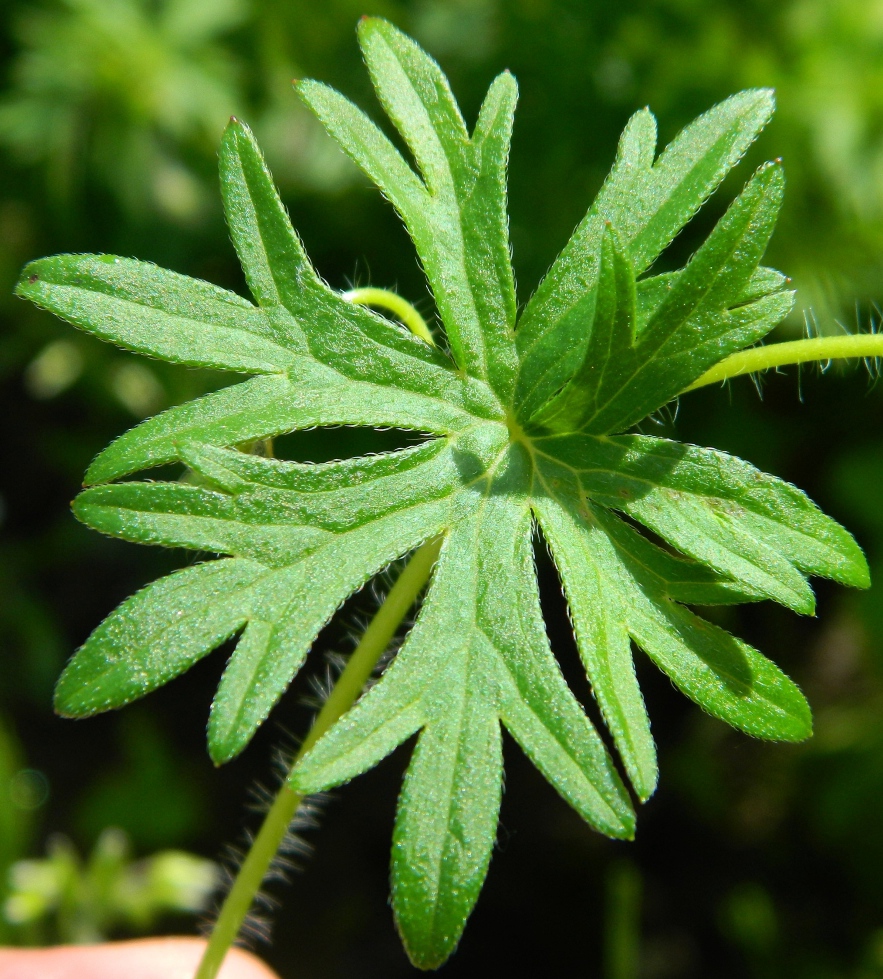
left=15, top=17, right=870, bottom=971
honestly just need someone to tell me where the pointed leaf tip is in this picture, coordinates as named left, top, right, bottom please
left=357, top=14, right=387, bottom=36
left=223, top=116, right=246, bottom=137
left=852, top=550, right=872, bottom=590
left=53, top=681, right=82, bottom=719
left=738, top=86, right=775, bottom=109
left=13, top=263, right=39, bottom=297
left=207, top=733, right=237, bottom=767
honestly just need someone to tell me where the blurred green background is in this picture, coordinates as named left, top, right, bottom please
left=1, top=0, right=882, bottom=976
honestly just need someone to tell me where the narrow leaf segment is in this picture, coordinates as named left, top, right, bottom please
left=16, top=17, right=869, bottom=971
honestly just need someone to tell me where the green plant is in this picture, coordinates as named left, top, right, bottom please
left=0, top=0, right=247, bottom=218
left=14, top=16, right=882, bottom=976
left=3, top=828, right=217, bottom=945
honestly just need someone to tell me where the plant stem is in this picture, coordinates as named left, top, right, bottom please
left=603, top=861, right=642, bottom=979
left=342, top=287, right=435, bottom=346
left=195, top=537, right=442, bottom=979
left=197, top=287, right=435, bottom=977
left=685, top=333, right=883, bottom=391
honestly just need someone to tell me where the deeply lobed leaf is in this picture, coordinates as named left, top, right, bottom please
left=296, top=18, right=519, bottom=398
left=514, top=88, right=777, bottom=420
left=18, top=19, right=871, bottom=970
left=530, top=161, right=791, bottom=433
left=67, top=440, right=459, bottom=763
left=17, top=255, right=294, bottom=373
left=293, top=461, right=635, bottom=966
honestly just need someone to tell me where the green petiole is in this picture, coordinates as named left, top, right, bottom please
left=686, top=332, right=883, bottom=390
left=342, top=287, right=435, bottom=346
left=196, top=537, right=443, bottom=979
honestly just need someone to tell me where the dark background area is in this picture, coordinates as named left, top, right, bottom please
left=1, top=1, right=882, bottom=976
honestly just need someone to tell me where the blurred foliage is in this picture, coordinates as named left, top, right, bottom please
left=1, top=0, right=882, bottom=976
left=0, top=713, right=216, bottom=947
left=3, top=827, right=218, bottom=944
left=0, top=718, right=36, bottom=945
left=0, top=0, right=247, bottom=220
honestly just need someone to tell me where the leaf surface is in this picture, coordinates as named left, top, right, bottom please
left=71, top=441, right=458, bottom=763
left=17, top=254, right=294, bottom=373
left=535, top=486, right=813, bottom=745
left=19, top=24, right=871, bottom=970
left=293, top=469, right=634, bottom=964
left=515, top=89, right=776, bottom=419
left=537, top=432, right=869, bottom=612
left=297, top=18, right=518, bottom=397
left=531, top=162, right=790, bottom=432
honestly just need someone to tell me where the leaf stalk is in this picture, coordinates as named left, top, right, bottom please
left=685, top=333, right=883, bottom=391
left=342, top=287, right=434, bottom=345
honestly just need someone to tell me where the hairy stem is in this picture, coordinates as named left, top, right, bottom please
left=195, top=537, right=442, bottom=979
left=685, top=333, right=883, bottom=391
left=195, top=288, right=437, bottom=979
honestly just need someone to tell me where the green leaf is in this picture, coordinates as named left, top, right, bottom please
left=53, top=559, right=269, bottom=718
left=537, top=432, right=869, bottom=612
left=297, top=18, right=519, bottom=398
left=593, top=505, right=813, bottom=742
left=530, top=162, right=789, bottom=433
left=220, top=117, right=486, bottom=411
left=533, top=492, right=657, bottom=802
left=85, top=365, right=477, bottom=485
left=293, top=482, right=634, bottom=966
left=628, top=595, right=812, bottom=743
left=72, top=448, right=455, bottom=763
left=77, top=440, right=459, bottom=564
left=515, top=89, right=776, bottom=420
left=530, top=223, right=638, bottom=433
left=590, top=502, right=767, bottom=607
left=16, top=254, right=295, bottom=373
left=219, top=117, right=317, bottom=334
left=533, top=477, right=811, bottom=745
left=19, top=22, right=871, bottom=969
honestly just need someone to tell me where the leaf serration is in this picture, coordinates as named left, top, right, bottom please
left=15, top=17, right=870, bottom=969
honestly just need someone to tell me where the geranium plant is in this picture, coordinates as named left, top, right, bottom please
left=15, top=17, right=881, bottom=976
